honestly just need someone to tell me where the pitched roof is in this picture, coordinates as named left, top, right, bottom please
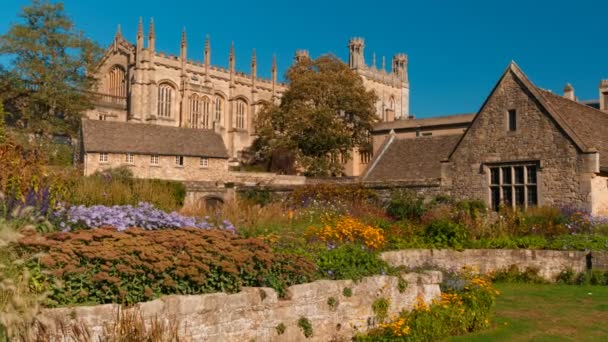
left=373, top=113, right=475, bottom=133
left=81, top=119, right=229, bottom=158
left=363, top=134, right=461, bottom=182
left=448, top=62, right=608, bottom=169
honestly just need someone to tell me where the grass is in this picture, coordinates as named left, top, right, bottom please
left=448, top=283, right=608, bottom=341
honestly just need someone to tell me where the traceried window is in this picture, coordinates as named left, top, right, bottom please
left=235, top=99, right=247, bottom=129
left=189, top=95, right=201, bottom=128
left=489, top=164, right=537, bottom=211
left=99, top=153, right=108, bottom=163
left=215, top=96, right=224, bottom=123
left=158, top=84, right=174, bottom=118
left=108, top=66, right=126, bottom=97
left=201, top=96, right=211, bottom=128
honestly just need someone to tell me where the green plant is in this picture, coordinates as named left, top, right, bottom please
left=275, top=322, right=286, bottom=335
left=297, top=317, right=313, bottom=338
left=397, top=276, right=408, bottom=293
left=372, top=297, right=390, bottom=322
left=343, top=287, right=353, bottom=297
left=422, top=220, right=467, bottom=248
left=316, top=244, right=389, bottom=281
left=575, top=270, right=608, bottom=286
left=19, top=227, right=316, bottom=306
left=490, top=265, right=548, bottom=284
left=238, top=188, right=274, bottom=207
left=327, top=296, right=338, bottom=310
left=386, top=190, right=425, bottom=221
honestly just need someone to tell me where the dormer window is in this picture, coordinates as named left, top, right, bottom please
left=508, top=109, right=517, bottom=131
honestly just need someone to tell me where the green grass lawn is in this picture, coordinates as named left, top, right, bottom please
left=448, top=283, right=608, bottom=342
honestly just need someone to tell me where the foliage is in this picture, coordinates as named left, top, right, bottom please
left=343, top=287, right=353, bottom=297
left=327, top=296, right=338, bottom=310
left=287, top=184, right=378, bottom=209
left=556, top=269, right=608, bottom=286
left=275, top=322, right=286, bottom=335
left=238, top=187, right=274, bottom=207
left=423, top=220, right=468, bottom=249
left=316, top=244, right=389, bottom=280
left=66, top=167, right=186, bottom=212
left=54, top=202, right=232, bottom=232
left=372, top=297, right=390, bottom=322
left=297, top=316, right=313, bottom=338
left=357, top=275, right=498, bottom=341
left=386, top=190, right=425, bottom=221
left=0, top=220, right=46, bottom=341
left=306, top=216, right=385, bottom=250
left=490, top=265, right=548, bottom=284
left=254, top=54, right=377, bottom=176
left=18, top=227, right=317, bottom=306
left=0, top=0, right=103, bottom=136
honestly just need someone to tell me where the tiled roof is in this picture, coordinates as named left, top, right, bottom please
left=373, top=113, right=475, bottom=132
left=81, top=119, right=229, bottom=158
left=363, top=134, right=461, bottom=182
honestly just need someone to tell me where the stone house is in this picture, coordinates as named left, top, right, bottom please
left=81, top=119, right=229, bottom=182
left=86, top=19, right=410, bottom=176
left=364, top=62, right=608, bottom=215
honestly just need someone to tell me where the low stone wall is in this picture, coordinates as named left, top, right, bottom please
left=381, top=249, right=608, bottom=281
left=38, top=272, right=441, bottom=342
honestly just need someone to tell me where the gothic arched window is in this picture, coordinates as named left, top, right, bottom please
left=158, top=83, right=174, bottom=118
left=108, top=66, right=126, bottom=97
left=215, top=96, right=224, bottom=123
left=235, top=99, right=247, bottom=129
left=201, top=96, right=211, bottom=128
left=189, top=94, right=201, bottom=128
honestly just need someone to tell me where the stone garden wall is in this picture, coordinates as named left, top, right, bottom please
left=381, top=249, right=608, bottom=281
left=38, top=272, right=441, bottom=342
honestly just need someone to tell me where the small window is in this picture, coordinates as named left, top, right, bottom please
left=175, top=156, right=184, bottom=166
left=150, top=155, right=159, bottom=165
left=125, top=153, right=134, bottom=164
left=99, top=153, right=108, bottom=163
left=98, top=114, right=107, bottom=121
left=508, top=109, right=517, bottom=131
left=200, top=157, right=209, bottom=168
left=422, top=132, right=433, bottom=136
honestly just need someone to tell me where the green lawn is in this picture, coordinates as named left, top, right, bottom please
left=448, top=283, right=608, bottom=342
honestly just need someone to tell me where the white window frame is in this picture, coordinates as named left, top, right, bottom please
left=200, top=157, right=209, bottom=168
left=150, top=155, right=160, bottom=165
left=125, top=153, right=134, bottom=164
left=99, top=152, right=108, bottom=163
left=175, top=155, right=184, bottom=166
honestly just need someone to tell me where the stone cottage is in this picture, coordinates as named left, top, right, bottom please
left=364, top=62, right=608, bottom=215
left=81, top=119, right=229, bottom=182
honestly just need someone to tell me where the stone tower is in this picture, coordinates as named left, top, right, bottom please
left=348, top=37, right=365, bottom=69
left=294, top=49, right=310, bottom=63
left=600, top=80, right=608, bottom=112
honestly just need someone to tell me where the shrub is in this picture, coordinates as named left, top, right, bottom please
left=327, top=296, right=338, bottom=310
left=54, top=202, right=231, bottom=232
left=490, top=265, right=548, bottom=284
left=372, top=297, right=390, bottom=322
left=343, top=287, right=353, bottom=297
left=297, top=317, right=313, bottom=338
left=422, top=220, right=467, bottom=249
left=238, top=188, right=274, bottom=207
left=357, top=276, right=498, bottom=341
left=287, top=184, right=377, bottom=209
left=18, top=228, right=317, bottom=306
left=386, top=190, right=425, bottom=221
left=65, top=168, right=186, bottom=212
left=306, top=216, right=385, bottom=250
left=316, top=244, right=389, bottom=280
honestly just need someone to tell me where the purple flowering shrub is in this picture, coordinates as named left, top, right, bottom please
left=560, top=205, right=608, bottom=234
left=54, top=202, right=235, bottom=232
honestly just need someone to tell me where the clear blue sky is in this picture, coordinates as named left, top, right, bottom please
left=1, top=0, right=606, bottom=118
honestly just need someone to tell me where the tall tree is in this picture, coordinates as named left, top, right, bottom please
left=254, top=54, right=377, bottom=176
left=0, top=0, right=102, bottom=136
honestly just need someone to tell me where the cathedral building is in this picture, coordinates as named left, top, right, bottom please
left=86, top=19, right=410, bottom=176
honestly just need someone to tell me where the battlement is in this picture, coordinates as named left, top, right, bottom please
left=393, top=53, right=407, bottom=62
left=348, top=37, right=365, bottom=47
left=600, top=80, right=608, bottom=89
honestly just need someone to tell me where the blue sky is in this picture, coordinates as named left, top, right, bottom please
left=1, top=0, right=606, bottom=118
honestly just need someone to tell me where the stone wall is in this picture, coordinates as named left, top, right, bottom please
left=381, top=249, right=608, bottom=281
left=38, top=272, right=441, bottom=342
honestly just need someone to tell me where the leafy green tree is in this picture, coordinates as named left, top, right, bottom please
left=254, top=54, right=377, bottom=176
left=0, top=0, right=102, bottom=136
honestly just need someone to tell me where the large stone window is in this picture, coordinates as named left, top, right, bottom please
left=235, top=99, right=247, bottom=129
left=108, top=66, right=126, bottom=97
left=489, top=164, right=537, bottom=210
left=215, top=96, right=224, bottom=124
left=158, top=83, right=174, bottom=118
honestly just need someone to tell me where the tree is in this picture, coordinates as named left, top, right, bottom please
left=254, top=54, right=377, bottom=176
left=0, top=0, right=102, bottom=136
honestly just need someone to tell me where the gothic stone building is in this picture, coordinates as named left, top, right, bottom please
left=365, top=63, right=608, bottom=215
left=85, top=19, right=410, bottom=177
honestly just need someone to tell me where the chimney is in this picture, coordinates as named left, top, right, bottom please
left=600, top=80, right=608, bottom=112
left=563, top=83, right=575, bottom=101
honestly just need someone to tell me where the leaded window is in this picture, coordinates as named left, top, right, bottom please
left=489, top=164, right=537, bottom=210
